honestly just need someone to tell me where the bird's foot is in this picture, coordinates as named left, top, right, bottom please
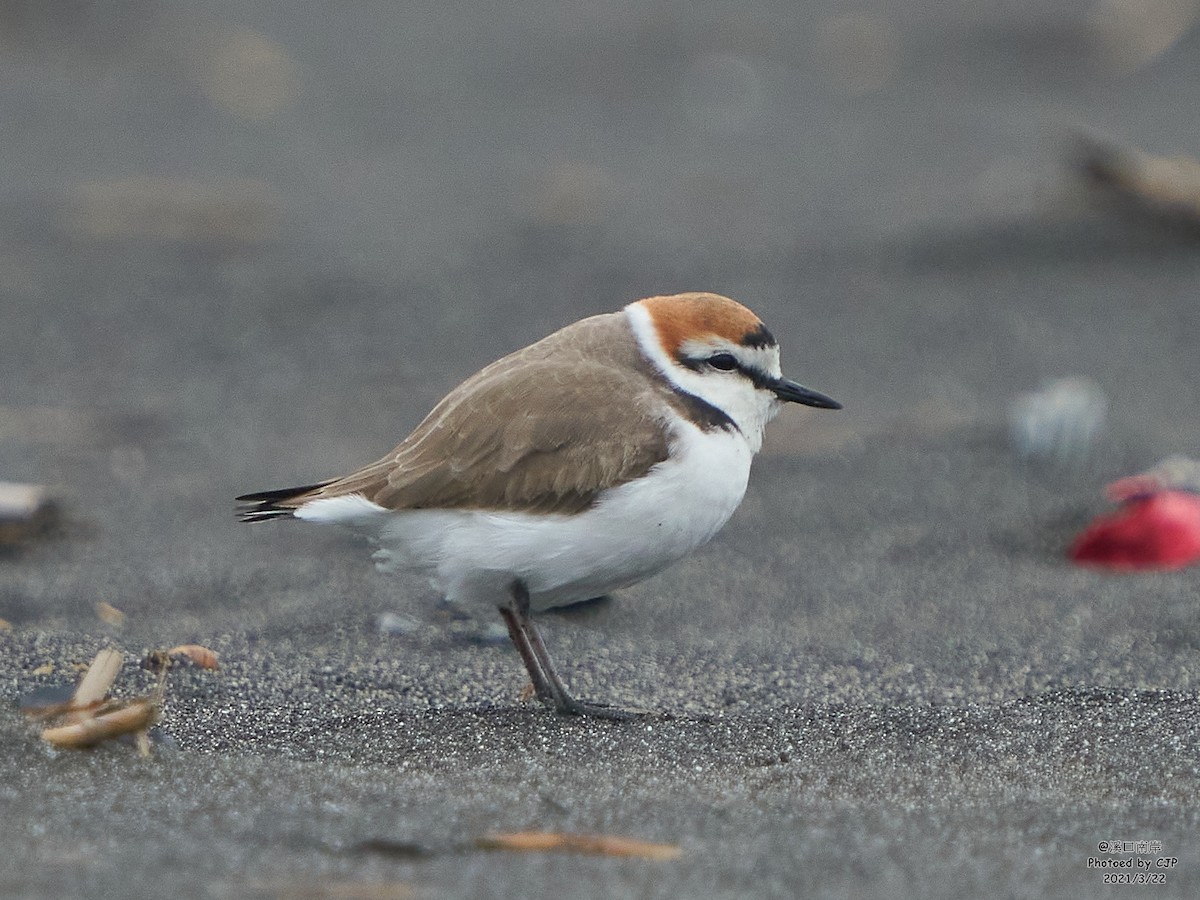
left=545, top=693, right=640, bottom=720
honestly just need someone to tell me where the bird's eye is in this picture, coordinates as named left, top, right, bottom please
left=706, top=353, right=739, bottom=371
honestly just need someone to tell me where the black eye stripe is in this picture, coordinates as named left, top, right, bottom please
left=675, top=351, right=773, bottom=390
left=676, top=348, right=777, bottom=391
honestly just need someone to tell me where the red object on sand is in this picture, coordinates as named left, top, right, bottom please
left=1070, top=490, right=1200, bottom=571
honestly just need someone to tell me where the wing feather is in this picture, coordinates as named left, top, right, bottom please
left=241, top=311, right=677, bottom=517
left=359, top=360, right=671, bottom=514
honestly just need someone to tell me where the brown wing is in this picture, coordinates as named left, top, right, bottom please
left=311, top=358, right=672, bottom=515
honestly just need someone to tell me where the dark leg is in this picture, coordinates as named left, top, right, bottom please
left=501, top=580, right=634, bottom=720
left=497, top=601, right=554, bottom=702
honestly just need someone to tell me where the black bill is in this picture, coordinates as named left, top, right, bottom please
left=770, top=378, right=842, bottom=410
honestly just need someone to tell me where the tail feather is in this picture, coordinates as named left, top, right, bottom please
left=236, top=480, right=334, bottom=522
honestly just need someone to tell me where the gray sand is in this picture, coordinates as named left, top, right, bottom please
left=2, top=2, right=1198, bottom=897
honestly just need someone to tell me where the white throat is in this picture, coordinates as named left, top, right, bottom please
left=624, top=302, right=780, bottom=452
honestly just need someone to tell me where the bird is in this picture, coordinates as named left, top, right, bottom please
left=237, top=292, right=840, bottom=718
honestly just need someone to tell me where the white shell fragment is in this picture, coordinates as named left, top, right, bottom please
left=0, top=482, right=57, bottom=544
left=1008, top=377, right=1109, bottom=466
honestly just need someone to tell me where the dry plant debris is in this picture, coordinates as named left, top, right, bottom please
left=1075, top=132, right=1200, bottom=226
left=26, top=649, right=158, bottom=755
left=167, top=644, right=220, bottom=670
left=72, top=647, right=123, bottom=706
left=24, top=641, right=218, bottom=755
left=39, top=699, right=159, bottom=754
left=0, top=481, right=58, bottom=545
left=242, top=880, right=418, bottom=899
left=94, top=601, right=126, bottom=627
left=477, top=830, right=682, bottom=860
left=141, top=644, right=220, bottom=678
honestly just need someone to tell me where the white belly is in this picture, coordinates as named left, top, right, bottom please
left=295, top=422, right=754, bottom=612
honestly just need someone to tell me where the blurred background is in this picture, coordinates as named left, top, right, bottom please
left=1, top=0, right=1199, bottom=685
left=3, top=3, right=1200, bottom=897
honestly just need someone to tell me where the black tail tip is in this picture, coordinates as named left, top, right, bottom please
left=236, top=506, right=296, bottom=523
left=236, top=480, right=330, bottom=523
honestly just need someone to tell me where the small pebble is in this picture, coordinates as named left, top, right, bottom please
left=1008, top=377, right=1108, bottom=466
left=377, top=611, right=421, bottom=637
